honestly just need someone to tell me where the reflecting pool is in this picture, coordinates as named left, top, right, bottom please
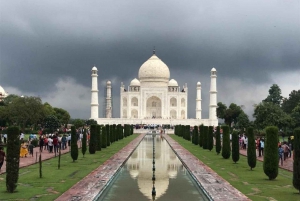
left=97, top=135, right=210, bottom=201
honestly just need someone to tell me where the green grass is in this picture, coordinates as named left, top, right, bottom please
left=0, top=134, right=138, bottom=201
left=170, top=135, right=300, bottom=201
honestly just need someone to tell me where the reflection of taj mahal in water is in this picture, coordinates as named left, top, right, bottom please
left=91, top=51, right=218, bottom=126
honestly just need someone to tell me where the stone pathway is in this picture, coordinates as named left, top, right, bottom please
left=239, top=149, right=293, bottom=172
left=0, top=143, right=81, bottom=174
left=55, top=134, right=146, bottom=201
left=164, top=134, right=250, bottom=201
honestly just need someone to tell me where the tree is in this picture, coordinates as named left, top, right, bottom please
left=236, top=111, right=250, bottom=130
left=73, top=119, right=85, bottom=129
left=293, top=128, right=300, bottom=193
left=253, top=102, right=290, bottom=130
left=232, top=131, right=239, bottom=163
left=42, top=102, right=55, bottom=117
left=217, top=102, right=243, bottom=127
left=2, top=94, right=19, bottom=105
left=193, top=126, right=199, bottom=145
left=96, top=125, right=102, bottom=151
left=101, top=126, right=107, bottom=148
left=282, top=90, right=300, bottom=114
left=222, top=125, right=231, bottom=159
left=44, top=115, right=60, bottom=133
left=199, top=125, right=204, bottom=147
left=89, top=124, right=97, bottom=154
left=207, top=126, right=213, bottom=151
left=263, top=84, right=283, bottom=106
left=85, top=119, right=98, bottom=126
left=202, top=126, right=208, bottom=149
left=247, top=127, right=256, bottom=170
left=6, top=126, right=20, bottom=192
left=215, top=126, right=221, bottom=154
left=70, top=126, right=78, bottom=162
left=106, top=124, right=110, bottom=146
left=263, top=126, right=279, bottom=180
left=291, top=104, right=300, bottom=128
left=53, top=107, right=70, bottom=125
left=82, top=129, right=87, bottom=157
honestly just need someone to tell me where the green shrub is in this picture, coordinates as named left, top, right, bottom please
left=70, top=126, right=78, bottom=162
left=112, top=124, right=116, bottom=142
left=247, top=127, right=256, bottom=170
left=96, top=125, right=101, bottom=151
left=222, top=125, right=231, bottom=159
left=208, top=126, right=213, bottom=151
left=194, top=126, right=199, bottom=145
left=232, top=131, right=239, bottom=163
left=202, top=126, right=208, bottom=149
left=186, top=125, right=191, bottom=141
left=89, top=124, right=97, bottom=154
left=106, top=124, right=110, bottom=146
left=215, top=126, right=221, bottom=154
left=102, top=126, right=107, bottom=148
left=82, top=129, right=87, bottom=157
left=109, top=125, right=113, bottom=144
left=6, top=126, right=20, bottom=192
left=263, top=126, right=279, bottom=180
left=199, top=125, right=204, bottom=147
left=293, top=128, right=300, bottom=193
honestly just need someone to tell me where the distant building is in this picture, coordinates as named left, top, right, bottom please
left=90, top=51, right=218, bottom=126
left=0, top=85, right=8, bottom=101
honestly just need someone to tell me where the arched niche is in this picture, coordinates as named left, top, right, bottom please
left=131, top=109, right=138, bottom=118
left=123, top=109, right=127, bottom=118
left=170, top=110, right=177, bottom=119
left=181, top=110, right=185, bottom=119
left=131, top=97, right=138, bottom=106
left=170, top=97, right=177, bottom=107
left=146, top=96, right=161, bottom=118
left=181, top=98, right=185, bottom=107
left=123, top=97, right=127, bottom=107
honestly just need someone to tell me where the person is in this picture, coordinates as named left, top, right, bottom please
left=0, top=147, right=5, bottom=172
left=278, top=144, right=284, bottom=166
left=44, top=136, right=48, bottom=151
left=53, top=135, right=58, bottom=154
left=3, top=133, right=7, bottom=144
left=282, top=142, right=290, bottom=161
left=39, top=136, right=44, bottom=152
left=20, top=132, right=25, bottom=140
left=20, top=141, right=28, bottom=157
left=28, top=141, right=34, bottom=157
left=48, top=136, right=53, bottom=153
left=258, top=138, right=262, bottom=157
left=260, top=139, right=265, bottom=156
left=62, top=135, right=67, bottom=150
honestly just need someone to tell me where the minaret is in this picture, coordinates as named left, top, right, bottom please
left=196, top=82, right=202, bottom=119
left=209, top=68, right=217, bottom=120
left=106, top=80, right=112, bottom=118
left=91, top=66, right=99, bottom=119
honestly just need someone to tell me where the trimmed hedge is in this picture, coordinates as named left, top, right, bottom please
left=231, top=131, right=239, bottom=163
left=82, top=129, right=87, bottom=157
left=70, top=126, right=78, bottom=162
left=6, top=126, right=20, bottom=193
left=101, top=126, right=107, bottom=148
left=263, top=126, right=279, bottom=180
left=222, top=125, right=231, bottom=159
left=293, top=128, right=300, bottom=193
left=202, top=126, right=208, bottom=149
left=106, top=124, right=110, bottom=147
left=247, top=127, right=256, bottom=170
left=215, top=126, right=221, bottom=154
left=199, top=125, right=204, bottom=147
left=96, top=125, right=102, bottom=151
left=208, top=126, right=213, bottom=151
left=89, top=124, right=97, bottom=154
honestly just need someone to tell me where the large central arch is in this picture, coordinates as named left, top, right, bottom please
left=146, top=96, right=162, bottom=118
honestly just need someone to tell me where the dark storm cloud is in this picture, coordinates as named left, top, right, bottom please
left=0, top=0, right=299, bottom=118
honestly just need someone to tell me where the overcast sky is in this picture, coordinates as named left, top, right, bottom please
left=1, top=0, right=299, bottom=120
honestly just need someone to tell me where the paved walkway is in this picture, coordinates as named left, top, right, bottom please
left=0, top=143, right=82, bottom=174
left=239, top=149, right=293, bottom=172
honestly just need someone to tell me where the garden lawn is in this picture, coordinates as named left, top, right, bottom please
left=0, top=134, right=138, bottom=201
left=170, top=135, right=299, bottom=201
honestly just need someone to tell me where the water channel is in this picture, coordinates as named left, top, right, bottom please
left=96, top=135, right=210, bottom=201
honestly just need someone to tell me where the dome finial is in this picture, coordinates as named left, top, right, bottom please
left=153, top=46, right=156, bottom=55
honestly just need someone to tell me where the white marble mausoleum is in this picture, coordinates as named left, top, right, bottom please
left=91, top=51, right=218, bottom=126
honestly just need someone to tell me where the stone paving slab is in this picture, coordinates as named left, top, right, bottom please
left=55, top=134, right=146, bottom=201
left=164, top=134, right=250, bottom=201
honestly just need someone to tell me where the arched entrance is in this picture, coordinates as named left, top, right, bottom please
left=146, top=96, right=162, bottom=118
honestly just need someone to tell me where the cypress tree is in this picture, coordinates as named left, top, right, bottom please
left=131, top=125, right=134, bottom=135
left=186, top=125, right=191, bottom=141
left=194, top=126, right=199, bottom=145
left=202, top=126, right=208, bottom=149
left=247, top=127, right=256, bottom=170
left=106, top=124, right=110, bottom=146
left=82, top=129, right=87, bottom=157
left=70, top=126, right=78, bottom=162
left=232, top=131, right=240, bottom=163
left=208, top=126, right=214, bottom=151
left=96, top=125, right=102, bottom=151
left=199, top=125, right=204, bottom=147
left=6, top=126, right=20, bottom=192
left=263, top=126, right=279, bottom=180
left=89, top=124, right=97, bottom=154
left=101, top=126, right=107, bottom=148
left=113, top=124, right=117, bottom=141
left=215, top=126, right=221, bottom=154
left=109, top=125, right=113, bottom=143
left=222, top=125, right=231, bottom=159
left=293, top=128, right=300, bottom=193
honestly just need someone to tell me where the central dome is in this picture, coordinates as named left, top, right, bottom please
left=138, top=53, right=170, bottom=85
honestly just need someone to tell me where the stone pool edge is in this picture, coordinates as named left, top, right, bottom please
left=164, top=134, right=250, bottom=201
left=55, top=134, right=146, bottom=201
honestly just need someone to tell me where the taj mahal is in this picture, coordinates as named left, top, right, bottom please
left=91, top=51, right=218, bottom=126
